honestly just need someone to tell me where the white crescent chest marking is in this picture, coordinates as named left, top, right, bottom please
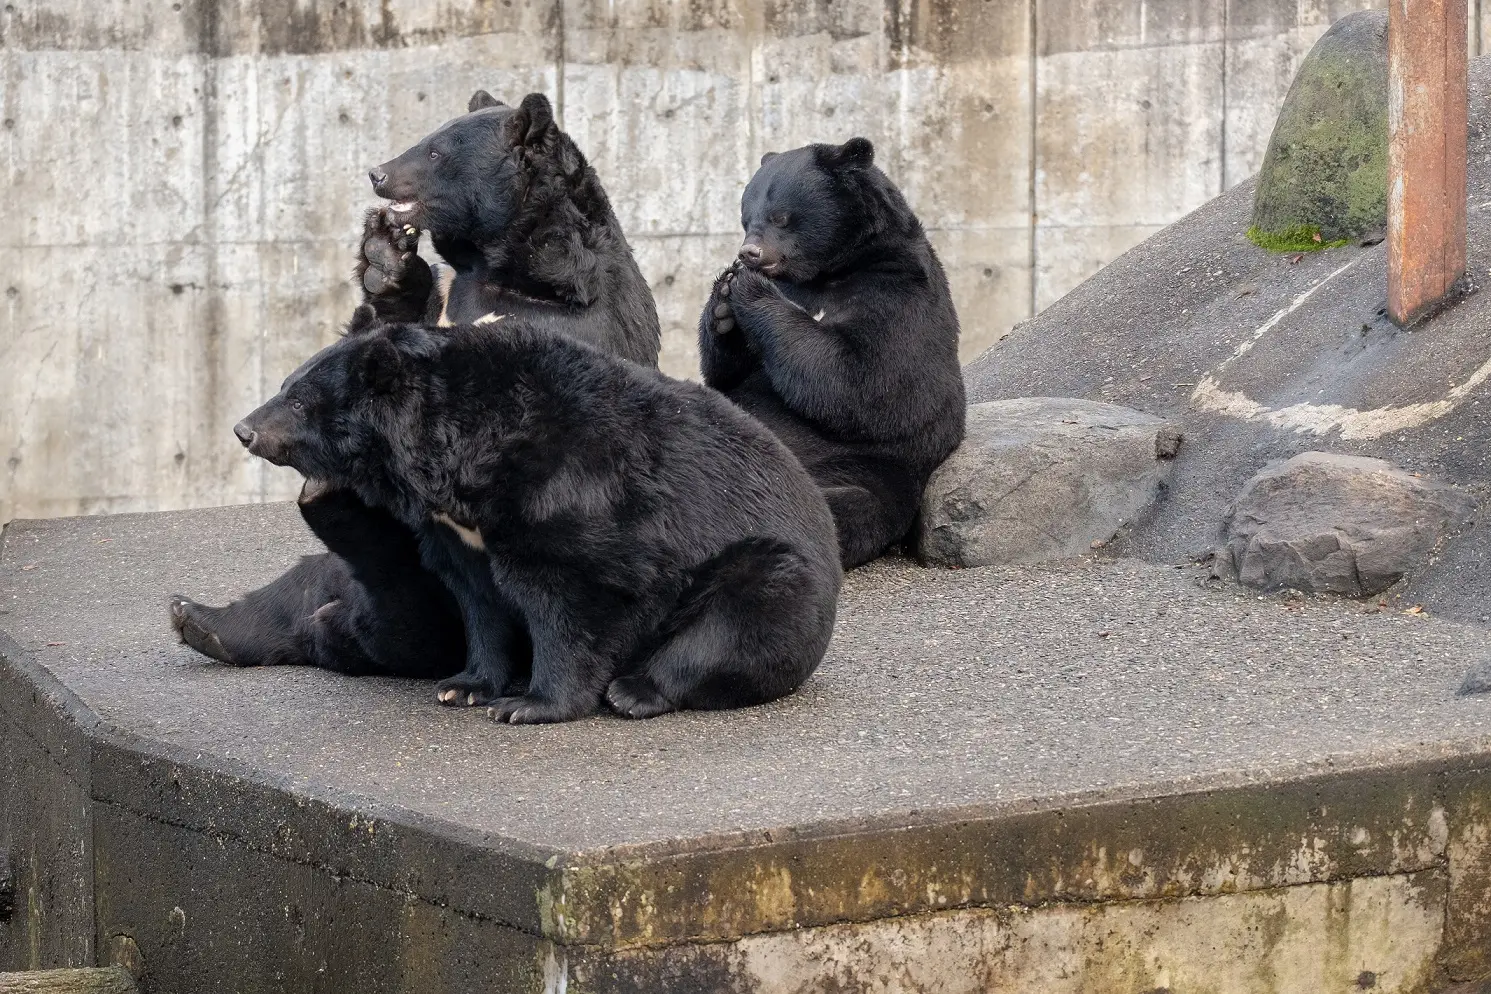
left=435, top=266, right=457, bottom=328
left=432, top=511, right=485, bottom=551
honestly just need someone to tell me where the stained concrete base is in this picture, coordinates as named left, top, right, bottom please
left=3, top=504, right=1491, bottom=992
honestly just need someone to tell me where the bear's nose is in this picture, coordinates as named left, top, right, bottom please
left=368, top=168, right=388, bottom=190
left=738, top=242, right=763, bottom=267
left=233, top=422, right=256, bottom=448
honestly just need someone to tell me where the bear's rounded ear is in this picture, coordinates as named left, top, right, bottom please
left=468, top=90, right=504, bottom=113
left=509, top=92, right=555, bottom=148
left=818, top=137, right=875, bottom=172
left=344, top=303, right=379, bottom=337
left=359, top=336, right=403, bottom=394
left=759, top=151, right=778, bottom=167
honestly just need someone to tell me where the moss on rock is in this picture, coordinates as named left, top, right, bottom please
left=1250, top=10, right=1388, bottom=251
left=1245, top=225, right=1351, bottom=253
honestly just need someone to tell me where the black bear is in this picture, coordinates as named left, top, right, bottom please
left=232, top=310, right=842, bottom=724
left=171, top=91, right=661, bottom=689
left=699, top=138, right=966, bottom=568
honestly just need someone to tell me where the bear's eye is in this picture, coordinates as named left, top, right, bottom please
left=428, top=149, right=440, bottom=160
left=769, top=212, right=790, bottom=227
left=291, top=399, right=304, bottom=412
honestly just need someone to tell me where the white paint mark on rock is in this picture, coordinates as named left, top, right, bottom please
left=1190, top=254, right=1491, bottom=439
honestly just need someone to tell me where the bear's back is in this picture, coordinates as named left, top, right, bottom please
left=496, top=325, right=838, bottom=564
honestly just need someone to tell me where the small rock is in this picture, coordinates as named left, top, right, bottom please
left=1155, top=426, right=1184, bottom=459
left=918, top=398, right=1181, bottom=568
left=1457, top=660, right=1491, bottom=697
left=1219, top=452, right=1474, bottom=598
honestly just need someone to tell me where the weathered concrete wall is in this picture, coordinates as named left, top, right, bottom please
left=1, top=0, right=1451, bottom=523
left=581, top=873, right=1447, bottom=993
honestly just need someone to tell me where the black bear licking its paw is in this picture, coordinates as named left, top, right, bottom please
left=231, top=310, right=842, bottom=724
left=171, top=91, right=662, bottom=687
left=699, top=138, right=966, bottom=568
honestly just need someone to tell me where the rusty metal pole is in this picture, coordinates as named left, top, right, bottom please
left=1388, top=0, right=1469, bottom=326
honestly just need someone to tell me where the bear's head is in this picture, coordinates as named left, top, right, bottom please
left=233, top=306, right=428, bottom=487
left=737, top=138, right=917, bottom=283
left=367, top=91, right=561, bottom=246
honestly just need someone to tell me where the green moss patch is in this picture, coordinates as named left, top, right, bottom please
left=1250, top=11, right=1388, bottom=246
left=1246, top=225, right=1352, bottom=254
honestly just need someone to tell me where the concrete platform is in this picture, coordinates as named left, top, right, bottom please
left=5, top=503, right=1491, bottom=992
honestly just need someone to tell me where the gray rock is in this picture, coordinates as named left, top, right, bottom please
left=917, top=398, right=1181, bottom=568
left=1250, top=10, right=1389, bottom=249
left=1221, top=452, right=1475, bottom=597
left=1457, top=659, right=1491, bottom=697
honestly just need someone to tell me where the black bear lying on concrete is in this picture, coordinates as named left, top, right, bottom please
left=232, top=308, right=842, bottom=723
left=699, top=138, right=966, bottom=568
left=170, top=91, right=661, bottom=690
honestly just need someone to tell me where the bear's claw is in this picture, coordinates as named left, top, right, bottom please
left=710, top=269, right=737, bottom=335
left=486, top=695, right=582, bottom=725
left=358, top=209, right=424, bottom=297
left=434, top=671, right=503, bottom=707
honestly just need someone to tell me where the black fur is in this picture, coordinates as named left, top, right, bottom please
left=232, top=317, right=842, bottom=724
left=171, top=93, right=661, bottom=688
left=699, top=139, right=966, bottom=568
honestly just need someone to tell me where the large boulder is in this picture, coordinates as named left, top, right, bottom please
left=1249, top=9, right=1389, bottom=250
left=917, top=398, right=1181, bottom=568
left=1216, top=452, right=1475, bottom=597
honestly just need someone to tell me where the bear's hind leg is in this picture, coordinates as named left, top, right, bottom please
left=822, top=483, right=901, bottom=569
left=169, top=565, right=314, bottom=667
left=169, top=595, right=246, bottom=664
left=606, top=538, right=837, bottom=719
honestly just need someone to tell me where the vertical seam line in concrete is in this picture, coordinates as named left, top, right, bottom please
left=555, top=0, right=566, bottom=128
left=1027, top=0, right=1039, bottom=318
left=1220, top=0, right=1229, bottom=191
left=748, top=3, right=760, bottom=173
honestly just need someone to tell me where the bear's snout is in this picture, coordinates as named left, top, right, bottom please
left=368, top=167, right=388, bottom=192
left=738, top=238, right=782, bottom=273
left=233, top=421, right=256, bottom=449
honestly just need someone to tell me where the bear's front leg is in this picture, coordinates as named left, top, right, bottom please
left=697, top=264, right=759, bottom=391
left=354, top=207, right=435, bottom=323
left=486, top=620, right=607, bottom=724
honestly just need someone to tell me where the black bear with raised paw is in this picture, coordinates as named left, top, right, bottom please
left=171, top=91, right=661, bottom=693
left=699, top=138, right=966, bottom=568
left=231, top=308, right=842, bottom=724
left=360, top=90, right=660, bottom=362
